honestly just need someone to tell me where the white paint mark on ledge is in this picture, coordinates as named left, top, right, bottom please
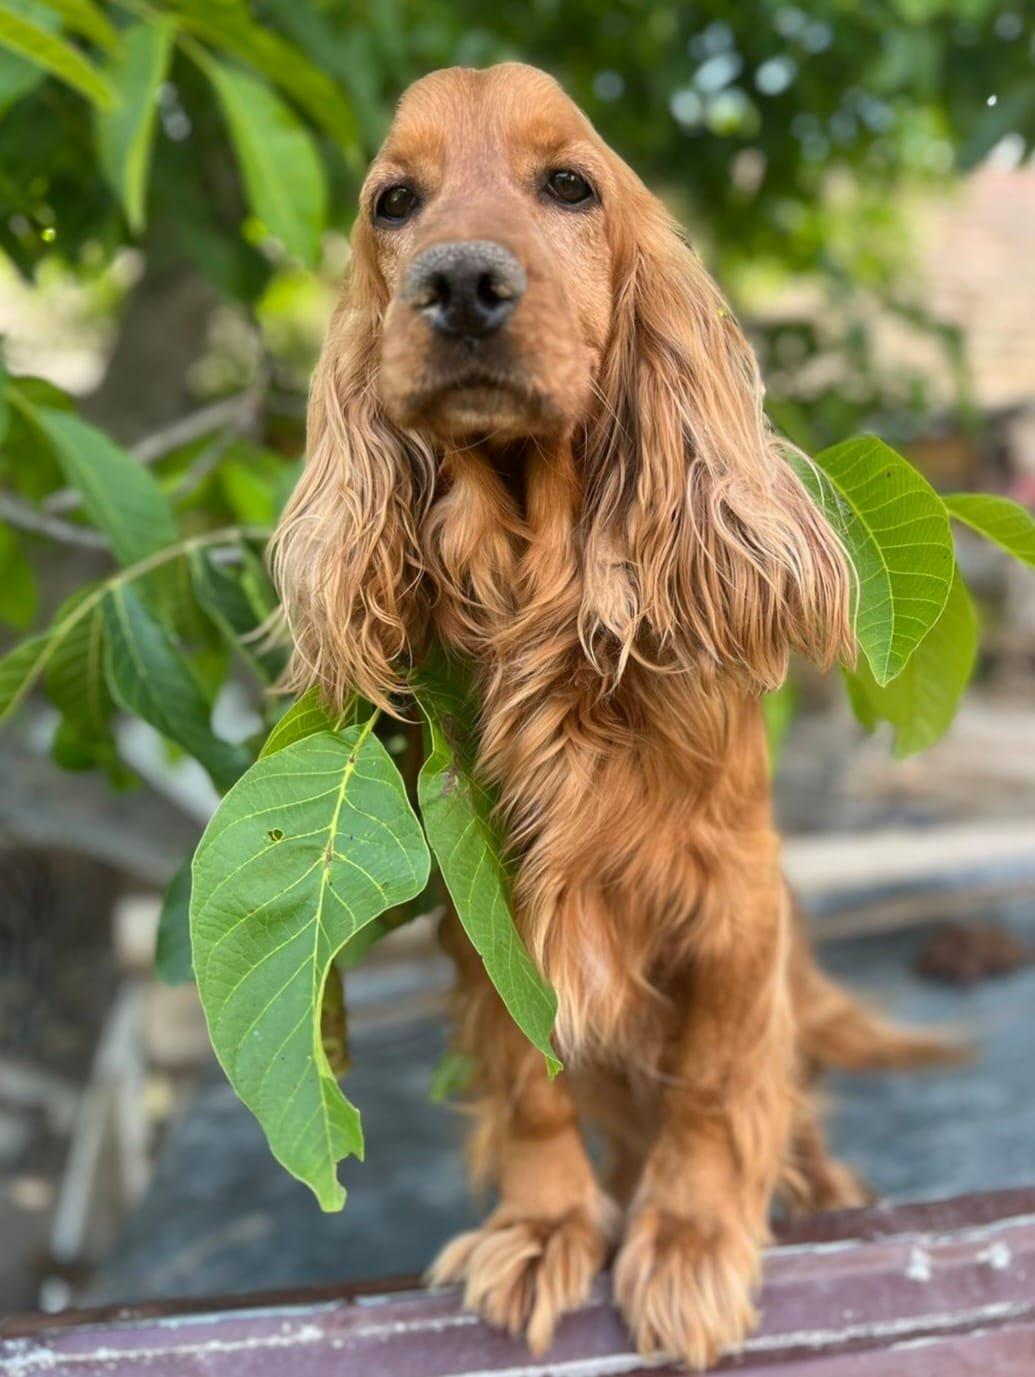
left=905, top=1245, right=933, bottom=1282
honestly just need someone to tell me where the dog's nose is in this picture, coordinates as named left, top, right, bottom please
left=402, top=240, right=526, bottom=340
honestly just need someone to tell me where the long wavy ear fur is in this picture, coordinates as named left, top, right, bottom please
left=270, top=239, right=434, bottom=711
left=581, top=185, right=854, bottom=691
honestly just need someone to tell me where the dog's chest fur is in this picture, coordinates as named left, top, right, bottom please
left=423, top=447, right=776, bottom=1058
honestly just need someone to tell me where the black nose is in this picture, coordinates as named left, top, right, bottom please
left=402, top=240, right=526, bottom=340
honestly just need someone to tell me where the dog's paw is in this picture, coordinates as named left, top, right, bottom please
left=427, top=1203, right=613, bottom=1353
left=613, top=1205, right=761, bottom=1371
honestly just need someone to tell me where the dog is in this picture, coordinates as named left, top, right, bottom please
left=273, top=63, right=953, bottom=1370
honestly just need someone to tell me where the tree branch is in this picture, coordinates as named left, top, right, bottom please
left=0, top=493, right=108, bottom=549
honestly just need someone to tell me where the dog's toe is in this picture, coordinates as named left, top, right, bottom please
left=613, top=1205, right=760, bottom=1371
left=428, top=1205, right=611, bottom=1353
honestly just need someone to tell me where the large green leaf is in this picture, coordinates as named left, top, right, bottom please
left=191, top=716, right=431, bottom=1209
left=945, top=493, right=1035, bottom=568
left=20, top=402, right=178, bottom=565
left=102, top=583, right=250, bottom=792
left=201, top=57, right=327, bottom=266
left=156, top=857, right=193, bottom=985
left=844, top=568, right=976, bottom=758
left=0, top=4, right=114, bottom=106
left=789, top=437, right=953, bottom=684
left=415, top=663, right=561, bottom=1076
left=95, top=18, right=175, bottom=232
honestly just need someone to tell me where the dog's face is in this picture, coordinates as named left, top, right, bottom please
left=365, top=64, right=616, bottom=442
left=273, top=62, right=854, bottom=713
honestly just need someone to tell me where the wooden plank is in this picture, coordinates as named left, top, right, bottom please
left=3, top=1190, right=1033, bottom=1375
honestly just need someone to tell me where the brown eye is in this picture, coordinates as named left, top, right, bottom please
left=545, top=169, right=594, bottom=206
left=375, top=184, right=418, bottom=225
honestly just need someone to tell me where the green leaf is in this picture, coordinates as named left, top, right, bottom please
left=0, top=2, right=58, bottom=113
left=843, top=568, right=977, bottom=758
left=0, top=377, right=66, bottom=500
left=103, top=583, right=250, bottom=792
left=415, top=662, right=561, bottom=1077
left=0, top=581, right=106, bottom=726
left=259, top=686, right=358, bottom=758
left=146, top=551, right=210, bottom=644
left=44, top=582, right=112, bottom=737
left=273, top=456, right=304, bottom=521
left=200, top=57, right=326, bottom=266
left=189, top=548, right=282, bottom=682
left=944, top=493, right=1035, bottom=569
left=0, top=631, right=54, bottom=724
left=166, top=0, right=360, bottom=154
left=190, top=716, right=431, bottom=1209
left=762, top=679, right=796, bottom=772
left=95, top=19, right=175, bottom=233
left=18, top=401, right=178, bottom=565
left=34, top=0, right=118, bottom=51
left=238, top=542, right=278, bottom=623
left=0, top=524, right=37, bottom=630
left=51, top=715, right=133, bottom=783
left=0, top=4, right=115, bottom=106
left=156, top=858, right=193, bottom=985
left=218, top=458, right=276, bottom=525
left=430, top=1050, right=475, bottom=1103
left=789, top=437, right=954, bottom=685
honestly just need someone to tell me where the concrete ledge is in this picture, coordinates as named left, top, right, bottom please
left=4, top=1189, right=1033, bottom=1375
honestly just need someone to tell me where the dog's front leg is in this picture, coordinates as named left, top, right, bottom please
left=613, top=857, right=794, bottom=1371
left=429, top=917, right=617, bottom=1352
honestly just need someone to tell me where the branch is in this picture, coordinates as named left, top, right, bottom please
left=0, top=493, right=107, bottom=549
left=131, top=390, right=262, bottom=465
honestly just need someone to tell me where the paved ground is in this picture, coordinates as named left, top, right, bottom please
left=89, top=898, right=1035, bottom=1306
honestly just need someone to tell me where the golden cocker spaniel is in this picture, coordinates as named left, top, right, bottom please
left=274, top=63, right=951, bottom=1370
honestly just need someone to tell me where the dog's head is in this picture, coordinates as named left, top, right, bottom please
left=274, top=63, right=853, bottom=708
left=369, top=64, right=608, bottom=442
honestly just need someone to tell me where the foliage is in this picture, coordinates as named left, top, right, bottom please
left=2, top=1, right=1035, bottom=1206
left=191, top=706, right=430, bottom=1210
left=790, top=437, right=953, bottom=685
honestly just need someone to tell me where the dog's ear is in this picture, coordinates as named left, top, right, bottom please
left=271, top=244, right=433, bottom=710
left=581, top=190, right=854, bottom=690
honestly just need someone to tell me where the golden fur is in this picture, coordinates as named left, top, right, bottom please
left=273, top=64, right=953, bottom=1370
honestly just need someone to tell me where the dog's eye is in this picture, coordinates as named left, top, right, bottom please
left=375, top=184, right=419, bottom=225
left=545, top=169, right=594, bottom=207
